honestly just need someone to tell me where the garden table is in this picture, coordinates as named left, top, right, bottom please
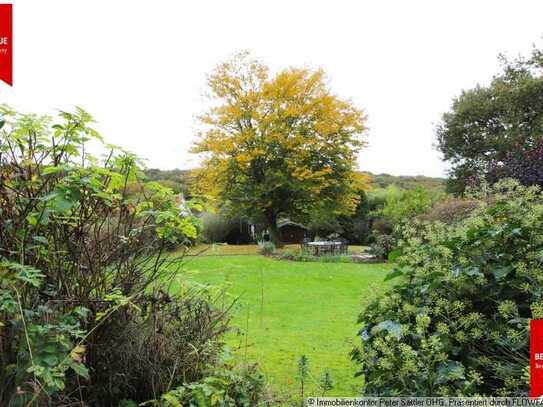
left=301, top=241, right=348, bottom=256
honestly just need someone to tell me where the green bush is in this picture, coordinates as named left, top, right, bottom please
left=352, top=180, right=536, bottom=396
left=417, top=197, right=480, bottom=225
left=89, top=288, right=230, bottom=404
left=369, top=234, right=396, bottom=260
left=258, top=241, right=276, bottom=256
left=307, top=208, right=344, bottom=238
left=378, top=186, right=438, bottom=224
left=371, top=218, right=394, bottom=236
left=200, top=212, right=254, bottom=244
left=278, top=250, right=353, bottom=263
left=0, top=262, right=91, bottom=404
left=0, top=107, right=225, bottom=405
left=201, top=211, right=232, bottom=242
left=145, top=362, right=271, bottom=406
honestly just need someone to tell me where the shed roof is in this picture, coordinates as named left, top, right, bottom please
left=277, top=219, right=308, bottom=230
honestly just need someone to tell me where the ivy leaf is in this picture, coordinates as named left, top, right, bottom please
left=493, top=266, right=511, bottom=281
left=41, top=354, right=59, bottom=367
left=511, top=228, right=522, bottom=237
left=384, top=268, right=403, bottom=282
left=33, top=236, right=48, bottom=244
left=452, top=266, right=462, bottom=278
left=387, top=250, right=401, bottom=262
left=371, top=320, right=402, bottom=339
left=452, top=266, right=483, bottom=278
left=466, top=267, right=483, bottom=277
left=26, top=214, right=38, bottom=226
left=359, top=329, right=370, bottom=341
left=70, top=362, right=90, bottom=380
left=436, top=361, right=465, bottom=384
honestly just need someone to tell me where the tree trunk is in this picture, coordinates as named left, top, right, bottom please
left=266, top=212, right=282, bottom=248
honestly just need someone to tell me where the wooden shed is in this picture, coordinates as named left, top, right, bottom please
left=277, top=220, right=308, bottom=244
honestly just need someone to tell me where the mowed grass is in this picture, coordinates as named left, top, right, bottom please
left=185, top=243, right=369, bottom=256
left=172, top=253, right=391, bottom=398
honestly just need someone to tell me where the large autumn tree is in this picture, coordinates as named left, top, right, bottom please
left=437, top=45, right=543, bottom=194
left=191, top=52, right=368, bottom=245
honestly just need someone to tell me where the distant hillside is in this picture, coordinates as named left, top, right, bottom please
left=144, top=168, right=191, bottom=195
left=361, top=172, right=445, bottom=192
left=144, top=168, right=446, bottom=195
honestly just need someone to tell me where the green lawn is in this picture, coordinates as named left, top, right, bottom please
left=172, top=254, right=391, bottom=398
left=184, top=243, right=369, bottom=256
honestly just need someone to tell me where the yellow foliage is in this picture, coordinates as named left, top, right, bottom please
left=191, top=52, right=369, bottom=220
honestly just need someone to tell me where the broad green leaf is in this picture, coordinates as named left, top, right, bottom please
left=0, top=261, right=44, bottom=287
left=71, top=362, right=90, bottom=380
left=52, top=196, right=75, bottom=213
left=493, top=266, right=511, bottom=281
left=387, top=249, right=401, bottom=262
left=161, top=393, right=183, bottom=407
left=384, top=268, right=403, bottom=282
left=41, top=354, right=59, bottom=367
left=436, top=361, right=465, bottom=384
left=465, top=267, right=483, bottom=277
left=42, top=166, right=63, bottom=175
left=371, top=320, right=402, bottom=339
left=33, top=236, right=48, bottom=244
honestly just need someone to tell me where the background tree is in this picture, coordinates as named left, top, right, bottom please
left=192, top=52, right=369, bottom=245
left=487, top=137, right=543, bottom=187
left=364, top=171, right=445, bottom=193
left=144, top=168, right=191, bottom=196
left=436, top=46, right=543, bottom=194
left=378, top=186, right=438, bottom=224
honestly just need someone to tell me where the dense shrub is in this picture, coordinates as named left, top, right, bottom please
left=344, top=216, right=372, bottom=244
left=258, top=241, right=276, bottom=256
left=368, top=185, right=403, bottom=208
left=146, top=362, right=271, bottom=406
left=352, top=180, right=537, bottom=396
left=307, top=208, right=344, bottom=238
left=89, top=288, right=230, bottom=404
left=0, top=107, right=228, bottom=406
left=144, top=168, right=191, bottom=197
left=369, top=234, right=396, bottom=260
left=417, top=197, right=480, bottom=225
left=201, top=211, right=254, bottom=244
left=336, top=190, right=374, bottom=244
left=371, top=218, right=394, bottom=236
left=201, top=211, right=232, bottom=242
left=223, top=217, right=253, bottom=244
left=378, top=186, right=438, bottom=223
left=326, top=186, right=439, bottom=245
left=487, top=138, right=543, bottom=188
left=278, top=249, right=353, bottom=263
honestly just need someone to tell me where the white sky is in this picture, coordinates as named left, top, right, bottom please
left=2, top=1, right=543, bottom=177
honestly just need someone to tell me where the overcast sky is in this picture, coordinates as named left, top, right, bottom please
left=2, top=1, right=543, bottom=177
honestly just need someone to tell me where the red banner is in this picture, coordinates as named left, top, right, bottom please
left=0, top=4, right=12, bottom=86
left=531, top=320, right=543, bottom=397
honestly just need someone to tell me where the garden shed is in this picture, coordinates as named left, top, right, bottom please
left=277, top=220, right=308, bottom=244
